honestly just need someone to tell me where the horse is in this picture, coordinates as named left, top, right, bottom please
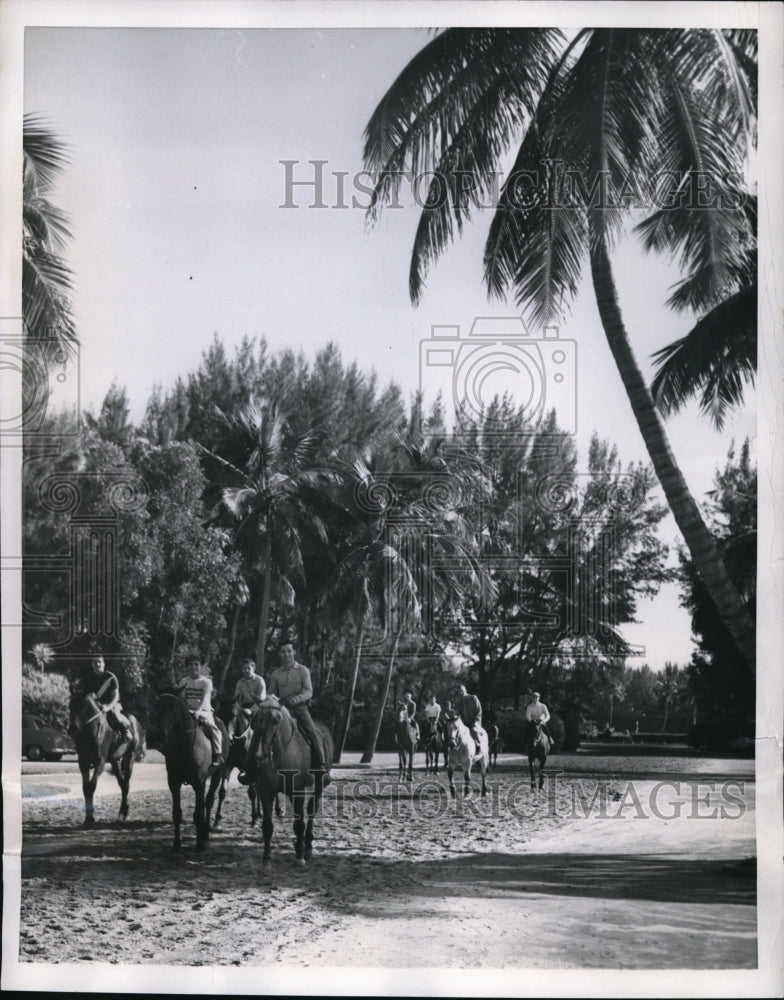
left=422, top=719, right=443, bottom=775
left=487, top=723, right=503, bottom=769
left=251, top=696, right=333, bottom=868
left=526, top=721, right=550, bottom=793
left=445, top=715, right=489, bottom=798
left=68, top=690, right=143, bottom=827
left=206, top=701, right=259, bottom=829
left=394, top=712, right=418, bottom=782
left=156, top=692, right=228, bottom=851
left=205, top=701, right=283, bottom=828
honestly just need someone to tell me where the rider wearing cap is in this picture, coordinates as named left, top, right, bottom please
left=400, top=690, right=420, bottom=744
left=524, top=691, right=554, bottom=747
left=456, top=683, right=484, bottom=755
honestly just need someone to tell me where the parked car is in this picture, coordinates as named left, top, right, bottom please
left=22, top=714, right=75, bottom=762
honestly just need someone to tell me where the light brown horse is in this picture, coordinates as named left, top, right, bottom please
left=445, top=716, right=489, bottom=798
left=252, top=696, right=333, bottom=868
left=394, top=713, right=418, bottom=782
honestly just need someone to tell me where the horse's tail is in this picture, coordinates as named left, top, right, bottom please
left=315, top=721, right=334, bottom=768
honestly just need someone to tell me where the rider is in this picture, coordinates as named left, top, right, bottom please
left=232, top=658, right=266, bottom=712
left=423, top=693, right=441, bottom=732
left=241, top=641, right=331, bottom=786
left=400, top=690, right=420, bottom=744
left=525, top=691, right=554, bottom=747
left=83, top=651, right=134, bottom=751
left=455, top=683, right=484, bottom=755
left=176, top=654, right=224, bottom=770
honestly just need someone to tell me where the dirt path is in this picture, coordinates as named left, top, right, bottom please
left=15, top=754, right=756, bottom=969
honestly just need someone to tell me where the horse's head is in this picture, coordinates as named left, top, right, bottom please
left=68, top=690, right=102, bottom=736
left=156, top=690, right=186, bottom=739
left=229, top=703, right=253, bottom=743
left=253, top=696, right=285, bottom=763
left=444, top=715, right=463, bottom=751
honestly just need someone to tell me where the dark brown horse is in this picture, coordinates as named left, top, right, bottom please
left=68, top=690, right=143, bottom=826
left=422, top=719, right=443, bottom=775
left=206, top=702, right=283, bottom=828
left=487, top=723, right=503, bottom=769
left=395, top=713, right=418, bottom=782
left=157, top=692, right=228, bottom=851
left=252, top=697, right=333, bottom=868
left=526, top=721, right=550, bottom=792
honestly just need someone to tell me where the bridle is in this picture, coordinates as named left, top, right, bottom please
left=158, top=691, right=198, bottom=739
left=256, top=702, right=296, bottom=762
left=229, top=708, right=253, bottom=744
left=70, top=693, right=105, bottom=735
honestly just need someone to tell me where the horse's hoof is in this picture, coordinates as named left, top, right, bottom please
left=171, top=845, right=181, bottom=854
left=294, top=857, right=306, bottom=869
left=262, top=860, right=271, bottom=873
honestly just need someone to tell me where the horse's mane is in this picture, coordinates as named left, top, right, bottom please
left=255, top=694, right=291, bottom=724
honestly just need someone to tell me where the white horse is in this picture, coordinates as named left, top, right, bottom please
left=445, top=715, right=489, bottom=798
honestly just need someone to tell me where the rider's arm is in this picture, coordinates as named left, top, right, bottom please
left=541, top=705, right=551, bottom=723
left=286, top=667, right=312, bottom=707
left=255, top=675, right=267, bottom=702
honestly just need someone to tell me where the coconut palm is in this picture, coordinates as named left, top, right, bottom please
left=23, top=114, right=76, bottom=353
left=28, top=641, right=54, bottom=675
left=203, top=399, right=337, bottom=674
left=363, top=27, right=756, bottom=672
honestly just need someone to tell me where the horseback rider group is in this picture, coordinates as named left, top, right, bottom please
left=77, top=643, right=554, bottom=778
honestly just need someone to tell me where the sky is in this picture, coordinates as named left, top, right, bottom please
left=21, top=24, right=758, bottom=672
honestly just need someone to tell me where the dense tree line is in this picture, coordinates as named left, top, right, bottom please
left=23, top=335, right=680, bottom=756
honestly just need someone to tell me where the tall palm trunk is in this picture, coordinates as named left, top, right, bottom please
left=255, top=532, right=273, bottom=674
left=360, top=622, right=404, bottom=764
left=335, top=623, right=364, bottom=764
left=590, top=236, right=756, bottom=673
left=217, top=603, right=241, bottom=696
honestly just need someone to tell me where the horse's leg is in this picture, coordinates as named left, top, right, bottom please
left=82, top=761, right=105, bottom=826
left=463, top=763, right=471, bottom=798
left=116, top=755, right=132, bottom=820
left=304, top=780, right=323, bottom=862
left=258, top=789, right=275, bottom=869
left=480, top=758, right=488, bottom=797
left=529, top=757, right=536, bottom=793
left=539, top=754, right=546, bottom=792
left=208, top=767, right=226, bottom=829
left=169, top=776, right=182, bottom=852
left=194, top=779, right=209, bottom=849
left=447, top=758, right=456, bottom=799
left=292, top=791, right=306, bottom=867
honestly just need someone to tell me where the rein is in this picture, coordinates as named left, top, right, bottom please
left=71, top=696, right=105, bottom=734
left=256, top=706, right=298, bottom=761
left=158, top=692, right=199, bottom=737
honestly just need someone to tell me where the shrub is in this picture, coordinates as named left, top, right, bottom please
left=22, top=665, right=70, bottom=731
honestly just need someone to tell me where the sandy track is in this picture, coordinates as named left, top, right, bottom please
left=18, top=754, right=756, bottom=968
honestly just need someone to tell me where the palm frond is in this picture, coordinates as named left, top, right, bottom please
left=650, top=285, right=756, bottom=428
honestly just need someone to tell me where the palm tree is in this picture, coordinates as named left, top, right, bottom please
left=28, top=642, right=54, bottom=675
left=23, top=115, right=76, bottom=353
left=657, top=662, right=682, bottom=733
left=203, top=399, right=336, bottom=674
left=363, top=28, right=756, bottom=673
left=355, top=433, right=497, bottom=763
